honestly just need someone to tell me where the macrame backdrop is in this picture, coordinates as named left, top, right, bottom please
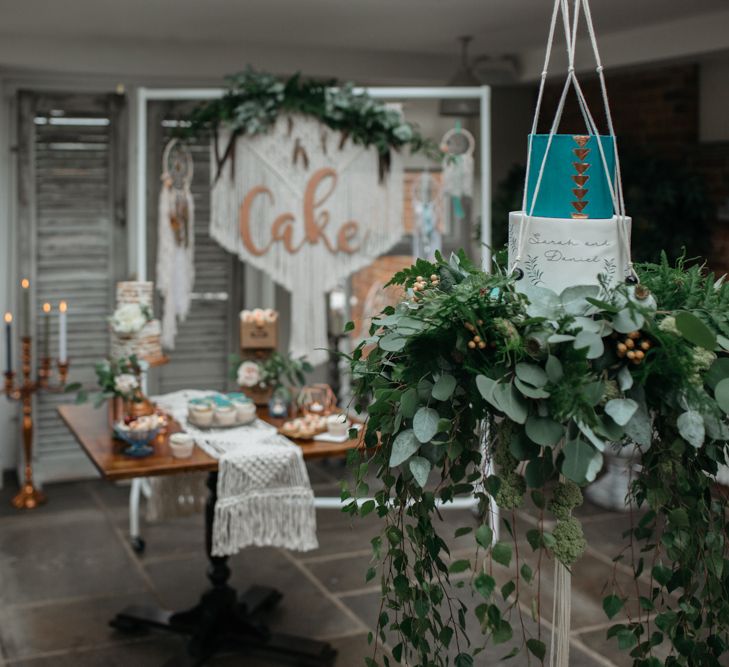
left=210, top=115, right=404, bottom=365
left=157, top=139, right=195, bottom=350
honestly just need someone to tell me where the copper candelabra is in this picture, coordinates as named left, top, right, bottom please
left=3, top=336, right=69, bottom=509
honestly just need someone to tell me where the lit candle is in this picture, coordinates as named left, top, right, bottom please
left=4, top=312, right=12, bottom=373
left=21, top=279, right=30, bottom=337
left=58, top=301, right=68, bottom=363
left=42, top=303, right=51, bottom=359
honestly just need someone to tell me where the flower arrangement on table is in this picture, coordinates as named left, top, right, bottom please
left=344, top=250, right=729, bottom=666
left=231, top=351, right=313, bottom=406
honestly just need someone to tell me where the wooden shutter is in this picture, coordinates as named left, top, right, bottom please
left=146, top=102, right=242, bottom=395
left=17, top=92, right=126, bottom=481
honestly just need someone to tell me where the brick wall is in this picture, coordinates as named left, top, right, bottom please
left=543, top=64, right=729, bottom=272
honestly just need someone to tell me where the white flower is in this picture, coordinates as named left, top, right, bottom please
left=114, top=373, right=139, bottom=396
left=110, top=303, right=148, bottom=334
left=237, top=361, right=262, bottom=388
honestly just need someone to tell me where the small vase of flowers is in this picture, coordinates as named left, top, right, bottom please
left=231, top=352, right=312, bottom=406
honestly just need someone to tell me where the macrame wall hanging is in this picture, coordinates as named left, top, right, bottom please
left=210, top=115, right=404, bottom=365
left=507, top=1, right=634, bottom=665
left=440, top=123, right=475, bottom=221
left=410, top=171, right=444, bottom=261
left=156, top=139, right=195, bottom=350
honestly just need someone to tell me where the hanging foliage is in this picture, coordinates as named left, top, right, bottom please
left=345, top=250, right=729, bottom=666
left=184, top=68, right=440, bottom=181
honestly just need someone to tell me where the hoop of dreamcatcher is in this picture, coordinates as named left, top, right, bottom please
left=440, top=124, right=475, bottom=221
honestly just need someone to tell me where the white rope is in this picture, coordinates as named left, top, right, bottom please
left=512, top=0, right=635, bottom=279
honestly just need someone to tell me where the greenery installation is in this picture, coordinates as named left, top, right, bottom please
left=185, top=68, right=439, bottom=181
left=344, top=250, right=729, bottom=666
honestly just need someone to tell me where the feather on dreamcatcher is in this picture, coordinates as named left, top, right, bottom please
left=411, top=171, right=444, bottom=261
left=156, top=139, right=195, bottom=350
left=441, top=124, right=475, bottom=221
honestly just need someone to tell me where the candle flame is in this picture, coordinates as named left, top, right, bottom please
left=42, top=303, right=51, bottom=313
left=59, top=301, right=68, bottom=313
left=21, top=279, right=30, bottom=289
left=3, top=312, right=11, bottom=324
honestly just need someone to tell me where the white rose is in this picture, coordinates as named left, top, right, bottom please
left=110, top=303, right=148, bottom=334
left=114, top=373, right=139, bottom=396
left=237, top=361, right=262, bottom=388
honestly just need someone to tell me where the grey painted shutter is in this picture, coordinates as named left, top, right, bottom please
left=146, top=103, right=241, bottom=395
left=17, top=92, right=126, bottom=481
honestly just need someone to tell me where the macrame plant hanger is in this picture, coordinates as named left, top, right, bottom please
left=506, top=2, right=636, bottom=666
left=157, top=138, right=195, bottom=350
left=511, top=0, right=636, bottom=286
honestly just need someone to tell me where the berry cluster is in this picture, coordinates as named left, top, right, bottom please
left=614, top=330, right=651, bottom=365
left=464, top=320, right=489, bottom=350
left=411, top=274, right=440, bottom=302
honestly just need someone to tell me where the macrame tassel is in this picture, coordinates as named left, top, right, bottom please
left=549, top=552, right=572, bottom=667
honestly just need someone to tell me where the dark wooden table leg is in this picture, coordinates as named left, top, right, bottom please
left=111, top=471, right=336, bottom=666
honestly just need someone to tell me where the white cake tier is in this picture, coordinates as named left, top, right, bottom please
left=110, top=319, right=163, bottom=362
left=508, top=211, right=632, bottom=294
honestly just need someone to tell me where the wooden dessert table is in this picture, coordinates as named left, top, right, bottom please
left=58, top=403, right=362, bottom=667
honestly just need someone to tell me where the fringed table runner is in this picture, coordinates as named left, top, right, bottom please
left=152, top=390, right=318, bottom=556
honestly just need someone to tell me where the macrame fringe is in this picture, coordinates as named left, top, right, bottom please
left=549, top=557, right=572, bottom=667
left=213, top=489, right=319, bottom=556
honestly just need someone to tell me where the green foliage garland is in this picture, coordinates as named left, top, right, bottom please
left=185, top=68, right=439, bottom=181
left=345, top=250, right=729, bottom=666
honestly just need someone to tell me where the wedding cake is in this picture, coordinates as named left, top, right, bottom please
left=109, top=281, right=164, bottom=362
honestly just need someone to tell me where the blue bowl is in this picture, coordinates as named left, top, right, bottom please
left=113, top=424, right=159, bottom=458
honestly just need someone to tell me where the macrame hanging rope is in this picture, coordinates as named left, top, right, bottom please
left=511, top=0, right=634, bottom=282
left=157, top=138, right=195, bottom=350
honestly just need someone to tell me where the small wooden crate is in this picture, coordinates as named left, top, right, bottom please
left=240, top=311, right=278, bottom=350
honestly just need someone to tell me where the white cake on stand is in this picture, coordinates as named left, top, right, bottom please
left=110, top=281, right=165, bottom=364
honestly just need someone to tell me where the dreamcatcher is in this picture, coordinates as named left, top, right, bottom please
left=156, top=138, right=195, bottom=350
left=440, top=123, right=475, bottom=221
left=411, top=171, right=444, bottom=260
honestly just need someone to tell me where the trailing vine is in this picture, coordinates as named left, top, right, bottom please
left=184, top=68, right=440, bottom=181
left=344, top=250, right=729, bottom=666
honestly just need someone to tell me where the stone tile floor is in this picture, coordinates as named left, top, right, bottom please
left=0, top=463, right=637, bottom=666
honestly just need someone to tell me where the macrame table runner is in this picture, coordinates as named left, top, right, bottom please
left=151, top=390, right=318, bottom=556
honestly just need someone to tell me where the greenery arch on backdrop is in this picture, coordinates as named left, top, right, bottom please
left=345, top=251, right=729, bottom=666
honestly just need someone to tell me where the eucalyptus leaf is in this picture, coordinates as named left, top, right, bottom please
left=525, top=416, right=563, bottom=447
left=514, top=377, right=550, bottom=399
left=515, top=362, right=548, bottom=388
left=706, top=358, right=729, bottom=391
left=561, top=285, right=600, bottom=315
left=409, top=456, right=432, bottom=487
left=675, top=311, right=716, bottom=350
left=432, top=374, right=457, bottom=401
left=379, top=333, right=407, bottom=352
left=605, top=398, right=639, bottom=426
left=612, top=308, right=644, bottom=334
left=576, top=420, right=606, bottom=452
left=548, top=334, right=576, bottom=344
left=561, top=439, right=603, bottom=484
left=510, top=430, right=541, bottom=460
left=413, top=407, right=439, bottom=443
left=389, top=429, right=420, bottom=467
left=573, top=330, right=605, bottom=359
left=524, top=286, right=561, bottom=319
left=493, top=383, right=528, bottom=424
left=545, top=355, right=563, bottom=383
left=617, top=365, right=634, bottom=391
left=677, top=410, right=705, bottom=448
left=582, top=380, right=605, bottom=407
left=572, top=316, right=602, bottom=334
left=714, top=378, right=729, bottom=415
left=400, top=387, right=419, bottom=418
left=623, top=402, right=652, bottom=447
left=476, top=375, right=497, bottom=406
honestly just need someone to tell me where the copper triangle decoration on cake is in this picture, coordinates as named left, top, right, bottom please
left=571, top=136, right=591, bottom=218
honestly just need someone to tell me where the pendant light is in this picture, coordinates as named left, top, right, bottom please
left=440, top=36, right=481, bottom=117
